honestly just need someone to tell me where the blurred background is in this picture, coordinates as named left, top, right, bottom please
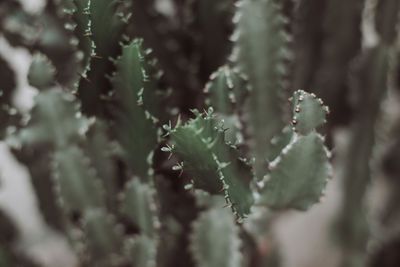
left=1, top=0, right=400, bottom=266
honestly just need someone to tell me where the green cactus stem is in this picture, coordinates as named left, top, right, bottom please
left=125, top=235, right=157, bottom=267
left=259, top=90, right=331, bottom=210
left=74, top=0, right=125, bottom=116
left=190, top=208, right=242, bottom=267
left=204, top=65, right=249, bottom=144
left=111, top=39, right=161, bottom=181
left=232, top=0, right=291, bottom=178
left=121, top=179, right=158, bottom=237
left=164, top=109, right=254, bottom=219
left=82, top=208, right=124, bottom=265
left=259, top=132, right=331, bottom=210
left=53, top=145, right=105, bottom=213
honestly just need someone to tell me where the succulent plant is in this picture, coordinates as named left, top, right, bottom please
left=1, top=0, right=399, bottom=266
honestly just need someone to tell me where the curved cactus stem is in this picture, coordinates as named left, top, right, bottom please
left=28, top=53, right=56, bottom=90
left=165, top=109, right=254, bottom=219
left=74, top=0, right=125, bottom=116
left=259, top=132, right=331, bottom=210
left=124, top=236, right=157, bottom=267
left=190, top=208, right=242, bottom=267
left=204, top=65, right=249, bottom=115
left=85, top=121, right=117, bottom=207
left=204, top=66, right=249, bottom=144
left=16, top=89, right=86, bottom=149
left=111, top=39, right=161, bottom=180
left=82, top=208, right=123, bottom=265
left=121, top=179, right=158, bottom=237
left=291, top=89, right=329, bottom=135
left=232, top=0, right=291, bottom=178
left=53, top=145, right=105, bottom=213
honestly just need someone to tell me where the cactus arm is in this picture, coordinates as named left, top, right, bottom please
left=259, top=132, right=330, bottom=210
left=204, top=66, right=248, bottom=115
left=111, top=39, right=161, bottom=180
left=53, top=145, right=105, bottom=213
left=291, top=90, right=329, bottom=135
left=232, top=0, right=291, bottom=178
left=165, top=109, right=254, bottom=218
left=82, top=208, right=123, bottom=265
left=190, top=208, right=242, bottom=267
left=121, top=179, right=157, bottom=237
left=125, top=236, right=157, bottom=267
left=85, top=121, right=117, bottom=207
left=259, top=90, right=331, bottom=210
left=74, top=0, right=125, bottom=116
left=204, top=65, right=249, bottom=144
left=17, top=90, right=86, bottom=149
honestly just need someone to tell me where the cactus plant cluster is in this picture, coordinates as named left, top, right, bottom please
left=0, top=0, right=400, bottom=266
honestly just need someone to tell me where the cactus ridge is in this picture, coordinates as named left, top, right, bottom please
left=16, top=90, right=86, bottom=149
left=120, top=179, right=158, bottom=237
left=164, top=109, right=254, bottom=218
left=82, top=208, right=124, bottom=265
left=232, top=0, right=292, bottom=178
left=111, top=39, right=162, bottom=180
left=53, top=145, right=105, bottom=213
left=74, top=0, right=126, bottom=115
left=204, top=65, right=249, bottom=114
left=257, top=90, right=331, bottom=210
left=190, top=208, right=242, bottom=267
left=124, top=235, right=157, bottom=267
